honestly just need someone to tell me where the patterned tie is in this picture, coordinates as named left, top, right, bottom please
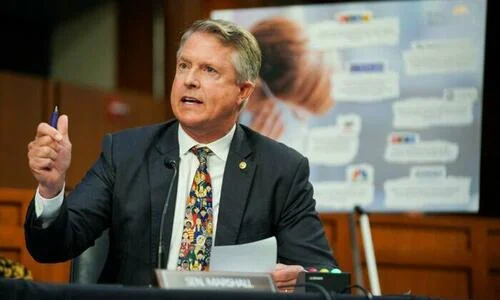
left=177, top=146, right=214, bottom=271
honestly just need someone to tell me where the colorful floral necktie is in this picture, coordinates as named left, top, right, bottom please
left=177, top=146, right=213, bottom=271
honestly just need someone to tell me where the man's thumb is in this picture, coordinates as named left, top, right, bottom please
left=57, top=114, right=69, bottom=138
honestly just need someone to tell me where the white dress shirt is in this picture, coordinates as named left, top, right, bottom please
left=166, top=124, right=234, bottom=270
left=34, top=124, right=235, bottom=269
left=34, top=184, right=65, bottom=228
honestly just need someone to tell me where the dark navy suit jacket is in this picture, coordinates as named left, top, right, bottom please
left=25, top=120, right=336, bottom=285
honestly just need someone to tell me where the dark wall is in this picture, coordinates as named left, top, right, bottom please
left=0, top=14, right=51, bottom=76
left=0, top=0, right=106, bottom=77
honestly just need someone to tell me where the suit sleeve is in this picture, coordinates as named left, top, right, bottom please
left=24, top=134, right=115, bottom=263
left=276, top=157, right=338, bottom=268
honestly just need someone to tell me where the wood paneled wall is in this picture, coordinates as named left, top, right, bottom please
left=0, top=73, right=48, bottom=189
left=0, top=188, right=69, bottom=282
left=58, top=83, right=168, bottom=188
left=320, top=213, right=500, bottom=299
left=0, top=72, right=168, bottom=190
left=118, top=0, right=153, bottom=94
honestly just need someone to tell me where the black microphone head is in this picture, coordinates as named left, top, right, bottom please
left=354, top=205, right=365, bottom=215
left=164, top=159, right=177, bottom=169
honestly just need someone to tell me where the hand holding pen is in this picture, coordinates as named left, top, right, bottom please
left=50, top=106, right=59, bottom=128
left=27, top=106, right=72, bottom=198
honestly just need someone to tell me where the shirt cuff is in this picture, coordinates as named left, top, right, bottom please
left=34, top=184, right=65, bottom=228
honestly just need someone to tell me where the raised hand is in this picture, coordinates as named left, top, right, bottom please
left=27, top=115, right=72, bottom=198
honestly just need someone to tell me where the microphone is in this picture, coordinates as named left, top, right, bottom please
left=157, top=159, right=178, bottom=269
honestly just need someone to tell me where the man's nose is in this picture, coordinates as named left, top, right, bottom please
left=184, top=70, right=200, bottom=88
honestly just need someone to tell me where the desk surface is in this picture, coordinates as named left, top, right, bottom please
left=0, top=279, right=432, bottom=300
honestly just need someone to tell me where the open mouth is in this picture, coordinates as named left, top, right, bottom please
left=181, top=96, right=203, bottom=104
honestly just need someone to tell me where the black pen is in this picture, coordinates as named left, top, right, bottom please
left=50, top=106, right=59, bottom=128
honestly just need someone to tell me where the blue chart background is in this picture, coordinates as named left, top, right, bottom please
left=212, top=0, right=487, bottom=212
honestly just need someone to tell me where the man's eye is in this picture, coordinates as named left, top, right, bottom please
left=205, top=66, right=216, bottom=73
left=178, top=62, right=188, bottom=69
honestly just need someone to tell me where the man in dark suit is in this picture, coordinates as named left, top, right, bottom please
left=25, top=19, right=336, bottom=291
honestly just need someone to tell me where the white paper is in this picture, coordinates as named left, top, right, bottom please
left=306, top=114, right=361, bottom=166
left=384, top=166, right=471, bottom=208
left=384, top=133, right=459, bottom=164
left=334, top=71, right=399, bottom=102
left=314, top=181, right=374, bottom=210
left=393, top=97, right=475, bottom=128
left=313, top=163, right=375, bottom=210
left=309, top=17, right=399, bottom=49
left=393, top=87, right=478, bottom=128
left=403, top=39, right=476, bottom=75
left=210, top=237, right=277, bottom=273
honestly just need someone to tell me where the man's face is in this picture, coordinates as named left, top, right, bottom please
left=171, top=32, right=254, bottom=142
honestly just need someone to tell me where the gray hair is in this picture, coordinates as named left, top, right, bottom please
left=177, top=19, right=262, bottom=84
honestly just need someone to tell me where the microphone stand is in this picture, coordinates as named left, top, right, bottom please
left=157, top=159, right=178, bottom=269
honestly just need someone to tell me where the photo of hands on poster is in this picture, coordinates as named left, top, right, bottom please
left=212, top=0, right=486, bottom=212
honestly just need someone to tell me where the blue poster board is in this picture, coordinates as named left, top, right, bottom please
left=212, top=0, right=487, bottom=212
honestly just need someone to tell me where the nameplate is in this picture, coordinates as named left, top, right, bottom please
left=155, top=270, right=276, bottom=292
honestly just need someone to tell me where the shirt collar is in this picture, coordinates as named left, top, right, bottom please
left=178, top=124, right=236, bottom=162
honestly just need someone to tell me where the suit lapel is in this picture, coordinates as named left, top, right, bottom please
left=149, top=121, right=179, bottom=268
left=216, top=125, right=256, bottom=246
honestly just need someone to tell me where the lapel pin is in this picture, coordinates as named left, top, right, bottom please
left=239, top=161, right=247, bottom=170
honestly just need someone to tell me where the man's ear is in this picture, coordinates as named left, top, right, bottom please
left=237, top=80, right=256, bottom=106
